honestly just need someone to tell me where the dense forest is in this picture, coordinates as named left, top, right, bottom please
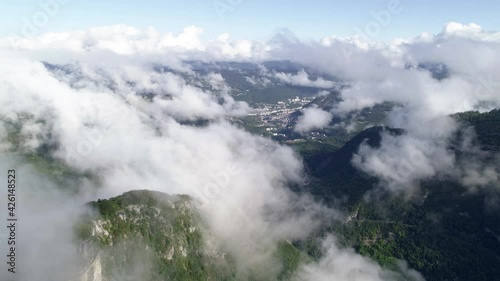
left=294, top=109, right=500, bottom=281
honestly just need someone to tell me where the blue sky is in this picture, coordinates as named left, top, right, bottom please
left=1, top=0, right=499, bottom=41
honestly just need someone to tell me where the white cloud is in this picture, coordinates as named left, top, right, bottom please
left=295, top=236, right=424, bottom=281
left=441, top=22, right=500, bottom=41
left=0, top=25, right=270, bottom=62
left=2, top=25, right=204, bottom=55
left=295, top=106, right=333, bottom=134
left=274, top=69, right=335, bottom=88
left=352, top=127, right=457, bottom=193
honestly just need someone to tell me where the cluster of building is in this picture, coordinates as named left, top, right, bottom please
left=248, top=97, right=313, bottom=129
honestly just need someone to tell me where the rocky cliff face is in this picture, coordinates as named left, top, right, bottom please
left=76, top=190, right=236, bottom=281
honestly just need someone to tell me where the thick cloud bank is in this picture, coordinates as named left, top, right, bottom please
left=2, top=21, right=499, bottom=280
left=0, top=51, right=405, bottom=280
left=295, top=106, right=333, bottom=134
left=270, top=22, right=500, bottom=193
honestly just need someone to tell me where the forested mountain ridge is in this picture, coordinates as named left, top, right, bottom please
left=75, top=190, right=307, bottom=281
left=296, top=109, right=500, bottom=281
left=76, top=190, right=236, bottom=281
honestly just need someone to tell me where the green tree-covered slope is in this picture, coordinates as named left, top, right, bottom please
left=296, top=109, right=500, bottom=281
